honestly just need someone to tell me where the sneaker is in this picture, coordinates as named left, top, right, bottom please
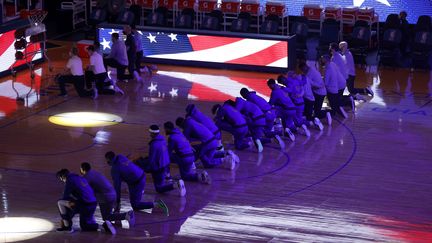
left=301, top=124, right=311, bottom=137
left=224, top=155, right=235, bottom=170
left=114, top=84, right=125, bottom=95
left=326, top=112, right=332, bottom=126
left=254, top=139, right=263, bottom=153
left=350, top=96, right=355, bottom=112
left=285, top=128, right=295, bottom=142
left=177, top=179, right=186, bottom=197
left=56, top=226, right=73, bottom=233
left=155, top=199, right=169, bottom=216
left=199, top=170, right=211, bottom=185
left=272, top=134, right=285, bottom=149
left=125, top=210, right=135, bottom=227
left=313, top=117, right=324, bottom=131
left=365, top=87, right=374, bottom=96
left=339, top=107, right=348, bottom=119
left=227, top=150, right=240, bottom=164
left=102, top=221, right=116, bottom=235
left=354, top=93, right=366, bottom=101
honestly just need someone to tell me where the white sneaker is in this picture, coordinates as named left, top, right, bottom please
left=125, top=210, right=135, bottom=227
left=199, top=170, right=211, bottom=184
left=365, top=87, right=374, bottom=96
left=313, top=117, right=324, bottom=131
left=224, top=155, right=235, bottom=170
left=354, top=93, right=366, bottom=101
left=301, top=124, right=311, bottom=137
left=326, top=112, right=332, bottom=126
left=339, top=107, right=348, bottom=119
left=350, top=96, right=355, bottom=112
left=255, top=139, right=263, bottom=153
left=227, top=150, right=240, bottom=164
left=285, top=128, right=295, bottom=142
left=177, top=179, right=186, bottom=197
left=272, top=134, right=285, bottom=149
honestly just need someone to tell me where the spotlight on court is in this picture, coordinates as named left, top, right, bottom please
left=0, top=217, right=54, bottom=242
left=48, top=112, right=123, bottom=127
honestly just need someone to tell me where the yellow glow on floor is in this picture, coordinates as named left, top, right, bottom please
left=48, top=112, right=123, bottom=127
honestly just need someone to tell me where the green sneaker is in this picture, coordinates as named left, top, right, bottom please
left=155, top=199, right=169, bottom=216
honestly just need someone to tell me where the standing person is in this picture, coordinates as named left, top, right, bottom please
left=55, top=169, right=115, bottom=234
left=132, top=26, right=144, bottom=75
left=56, top=47, right=96, bottom=98
left=135, top=125, right=187, bottom=197
left=239, top=88, right=276, bottom=137
left=86, top=45, right=123, bottom=95
left=105, top=151, right=169, bottom=216
left=164, top=121, right=211, bottom=184
left=299, top=62, right=332, bottom=126
left=175, top=116, right=237, bottom=170
left=212, top=102, right=250, bottom=150
left=339, top=41, right=374, bottom=100
left=80, top=162, right=135, bottom=227
left=320, top=55, right=348, bottom=119
left=104, top=33, right=129, bottom=82
left=266, top=79, right=297, bottom=141
left=123, top=25, right=141, bottom=82
left=186, top=104, right=224, bottom=152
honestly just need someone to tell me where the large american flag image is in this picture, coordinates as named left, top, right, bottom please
left=0, top=28, right=42, bottom=75
left=98, top=28, right=289, bottom=68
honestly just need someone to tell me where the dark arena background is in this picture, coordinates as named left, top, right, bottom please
left=0, top=0, right=431, bottom=242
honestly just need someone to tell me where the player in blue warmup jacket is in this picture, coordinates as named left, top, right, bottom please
left=164, top=121, right=211, bottom=184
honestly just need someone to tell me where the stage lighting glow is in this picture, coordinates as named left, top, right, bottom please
left=48, top=112, right=123, bottom=127
left=0, top=217, right=54, bottom=242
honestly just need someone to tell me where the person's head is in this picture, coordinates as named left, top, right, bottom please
left=277, top=75, right=287, bottom=85
left=339, top=41, right=348, bottom=53
left=80, top=162, right=91, bottom=175
left=298, top=62, right=309, bottom=74
left=123, top=25, right=131, bottom=35
left=149, top=124, right=160, bottom=138
left=56, top=168, right=70, bottom=183
left=111, top=33, right=119, bottom=42
left=224, top=99, right=235, bottom=107
left=175, top=117, right=185, bottom=128
left=240, top=87, right=250, bottom=99
left=267, top=78, right=277, bottom=90
left=399, top=11, right=407, bottom=20
left=69, top=47, right=78, bottom=57
left=320, top=55, right=331, bottom=66
left=329, top=42, right=339, bottom=54
left=105, top=151, right=116, bottom=165
left=185, top=104, right=195, bottom=116
left=86, top=45, right=95, bottom=55
left=163, top=121, right=175, bottom=135
left=211, top=104, right=221, bottom=115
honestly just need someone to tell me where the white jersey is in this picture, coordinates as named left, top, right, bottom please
left=331, top=51, right=348, bottom=80
left=306, top=66, right=326, bottom=96
left=66, top=55, right=84, bottom=76
left=90, top=52, right=106, bottom=74
left=343, top=50, right=356, bottom=76
left=324, top=62, right=344, bottom=94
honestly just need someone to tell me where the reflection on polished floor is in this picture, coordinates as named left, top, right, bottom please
left=0, top=43, right=431, bottom=242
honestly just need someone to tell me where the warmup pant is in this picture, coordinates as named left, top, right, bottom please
left=338, top=88, right=353, bottom=108
left=98, top=194, right=127, bottom=221
left=127, top=52, right=136, bottom=79
left=263, top=109, right=277, bottom=137
left=304, top=98, right=315, bottom=121
left=216, top=121, right=249, bottom=150
left=194, top=140, right=223, bottom=168
left=151, top=166, right=175, bottom=194
left=127, top=177, right=154, bottom=210
left=313, top=92, right=329, bottom=119
left=57, top=200, right=98, bottom=231
left=347, top=75, right=367, bottom=95
left=171, top=153, right=199, bottom=181
left=327, top=92, right=345, bottom=117
left=274, top=106, right=296, bottom=130
left=293, top=103, right=308, bottom=127
left=85, top=71, right=115, bottom=95
left=246, top=116, right=266, bottom=140
left=104, top=58, right=128, bottom=81
left=135, top=50, right=143, bottom=72
left=57, top=75, right=92, bottom=97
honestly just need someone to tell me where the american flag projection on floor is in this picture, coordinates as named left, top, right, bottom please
left=98, top=28, right=289, bottom=68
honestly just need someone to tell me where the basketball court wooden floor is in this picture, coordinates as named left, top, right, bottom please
left=0, top=44, right=431, bottom=242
